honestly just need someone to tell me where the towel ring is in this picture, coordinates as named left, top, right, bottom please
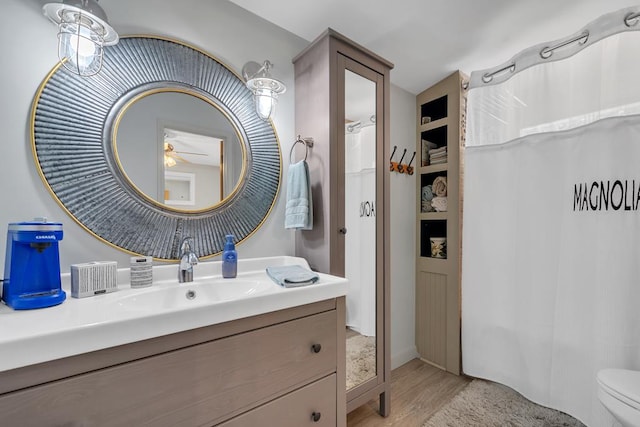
left=289, top=135, right=314, bottom=164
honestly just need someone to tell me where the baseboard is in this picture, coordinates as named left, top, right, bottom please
left=391, top=345, right=418, bottom=369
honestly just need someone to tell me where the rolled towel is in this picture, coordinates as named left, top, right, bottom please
left=432, top=176, right=447, bottom=197
left=431, top=196, right=447, bottom=212
left=421, top=200, right=435, bottom=213
left=421, top=185, right=433, bottom=202
left=266, top=265, right=319, bottom=288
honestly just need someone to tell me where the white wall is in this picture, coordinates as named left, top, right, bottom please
left=1, top=0, right=417, bottom=368
left=389, top=85, right=419, bottom=368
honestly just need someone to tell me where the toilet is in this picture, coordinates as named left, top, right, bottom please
left=597, top=369, right=640, bottom=427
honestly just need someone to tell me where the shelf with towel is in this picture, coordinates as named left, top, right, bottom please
left=420, top=172, right=448, bottom=213
left=420, top=125, right=448, bottom=167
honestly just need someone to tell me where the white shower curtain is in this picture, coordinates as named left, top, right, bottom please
left=345, top=127, right=376, bottom=337
left=462, top=14, right=640, bottom=427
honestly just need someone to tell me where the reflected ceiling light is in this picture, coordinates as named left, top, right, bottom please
left=242, top=60, right=286, bottom=121
left=163, top=142, right=177, bottom=168
left=164, top=155, right=177, bottom=168
left=43, top=0, right=119, bottom=77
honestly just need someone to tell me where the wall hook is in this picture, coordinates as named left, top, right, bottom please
left=397, top=149, right=407, bottom=173
left=406, top=151, right=416, bottom=175
left=390, top=145, right=398, bottom=172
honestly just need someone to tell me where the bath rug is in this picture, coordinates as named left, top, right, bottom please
left=346, top=334, right=376, bottom=390
left=423, top=379, right=586, bottom=427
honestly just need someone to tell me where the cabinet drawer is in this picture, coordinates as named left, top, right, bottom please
left=219, top=374, right=336, bottom=427
left=0, top=311, right=337, bottom=427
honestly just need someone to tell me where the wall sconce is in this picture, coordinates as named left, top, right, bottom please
left=43, top=0, right=119, bottom=77
left=242, top=60, right=286, bottom=121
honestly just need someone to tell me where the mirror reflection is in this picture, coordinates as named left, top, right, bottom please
left=163, top=128, right=222, bottom=208
left=115, top=90, right=244, bottom=211
left=344, top=69, right=378, bottom=390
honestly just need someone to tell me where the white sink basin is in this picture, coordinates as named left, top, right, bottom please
left=0, top=256, right=348, bottom=373
left=117, top=279, right=274, bottom=311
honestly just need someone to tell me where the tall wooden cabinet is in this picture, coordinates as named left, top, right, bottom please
left=293, top=29, right=393, bottom=416
left=415, top=71, right=467, bottom=375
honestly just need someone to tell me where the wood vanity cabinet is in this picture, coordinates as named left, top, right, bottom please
left=0, top=298, right=346, bottom=427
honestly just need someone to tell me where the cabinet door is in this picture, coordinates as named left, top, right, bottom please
left=219, top=374, right=336, bottom=427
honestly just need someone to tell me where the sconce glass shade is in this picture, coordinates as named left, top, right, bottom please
left=43, top=0, right=119, bottom=77
left=243, top=60, right=286, bottom=121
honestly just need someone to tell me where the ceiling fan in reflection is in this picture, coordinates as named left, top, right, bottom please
left=163, top=142, right=206, bottom=168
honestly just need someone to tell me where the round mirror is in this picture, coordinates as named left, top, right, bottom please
left=31, top=36, right=281, bottom=260
left=114, top=89, right=245, bottom=211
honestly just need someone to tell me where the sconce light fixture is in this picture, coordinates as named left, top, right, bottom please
left=43, top=0, right=119, bottom=77
left=242, top=60, right=286, bottom=121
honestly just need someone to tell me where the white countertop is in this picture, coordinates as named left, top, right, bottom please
left=0, top=256, right=347, bottom=373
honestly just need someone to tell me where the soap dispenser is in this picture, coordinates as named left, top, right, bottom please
left=222, top=235, right=237, bottom=278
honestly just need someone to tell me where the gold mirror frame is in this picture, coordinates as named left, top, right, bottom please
left=31, top=36, right=281, bottom=260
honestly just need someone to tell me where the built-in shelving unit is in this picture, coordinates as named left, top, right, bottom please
left=415, top=71, right=466, bottom=375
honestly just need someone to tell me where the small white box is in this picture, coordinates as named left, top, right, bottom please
left=130, top=256, right=153, bottom=288
left=70, top=261, right=118, bottom=298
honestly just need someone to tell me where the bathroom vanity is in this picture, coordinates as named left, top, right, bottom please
left=0, top=257, right=347, bottom=426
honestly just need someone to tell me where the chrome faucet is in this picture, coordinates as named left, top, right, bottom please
left=178, top=237, right=198, bottom=283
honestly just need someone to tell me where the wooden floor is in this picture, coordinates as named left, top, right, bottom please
left=347, top=358, right=471, bottom=427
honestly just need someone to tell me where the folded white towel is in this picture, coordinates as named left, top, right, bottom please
left=285, top=161, right=313, bottom=230
left=422, top=139, right=438, bottom=149
left=429, top=158, right=447, bottom=165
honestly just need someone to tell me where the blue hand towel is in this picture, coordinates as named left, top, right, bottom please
left=285, top=160, right=313, bottom=230
left=266, top=265, right=319, bottom=288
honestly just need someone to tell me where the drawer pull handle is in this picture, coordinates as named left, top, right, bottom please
left=311, top=343, right=322, bottom=353
left=311, top=411, right=322, bottom=422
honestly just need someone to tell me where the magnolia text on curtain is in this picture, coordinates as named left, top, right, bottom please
left=573, top=179, right=640, bottom=211
left=359, top=201, right=376, bottom=217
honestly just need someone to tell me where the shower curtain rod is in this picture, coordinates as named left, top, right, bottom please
left=346, top=115, right=376, bottom=133
left=346, top=121, right=375, bottom=133
left=466, top=6, right=640, bottom=89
